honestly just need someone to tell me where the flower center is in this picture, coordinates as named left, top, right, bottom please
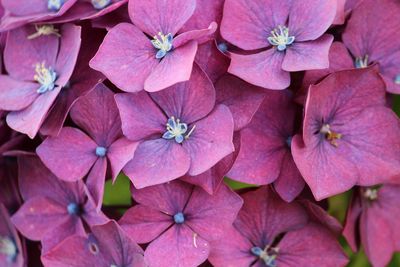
left=174, top=212, right=185, bottom=224
left=34, top=62, right=57, bottom=94
left=67, top=203, right=81, bottom=215
left=47, top=0, right=64, bottom=11
left=91, top=0, right=111, bottom=9
left=251, top=246, right=279, bottom=267
left=320, top=124, right=342, bottom=147
left=395, top=75, right=400, bottom=85
left=363, top=188, right=378, bottom=201
left=95, top=146, right=107, bottom=157
left=162, top=116, right=195, bottom=144
left=267, top=26, right=295, bottom=51
left=355, top=55, right=369, bottom=68
left=0, top=236, right=17, bottom=263
left=151, top=32, right=173, bottom=59
left=286, top=136, right=292, bottom=148
left=28, top=25, right=61, bottom=40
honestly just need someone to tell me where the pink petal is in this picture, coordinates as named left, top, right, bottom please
left=173, top=22, right=217, bottom=48
left=128, top=0, right=196, bottom=36
left=0, top=75, right=38, bottom=110
left=107, top=137, right=139, bottom=181
left=123, top=139, right=191, bottom=188
left=36, top=127, right=98, bottom=181
left=85, top=157, right=107, bottom=211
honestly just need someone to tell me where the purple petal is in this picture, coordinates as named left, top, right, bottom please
left=107, top=137, right=139, bottom=181
left=85, top=157, right=107, bottom=211
left=0, top=75, right=38, bottom=110
left=173, top=22, right=217, bottom=48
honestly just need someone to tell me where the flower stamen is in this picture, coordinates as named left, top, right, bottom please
left=34, top=62, right=57, bottom=94
left=267, top=25, right=295, bottom=51
left=27, top=25, right=61, bottom=40
left=162, top=117, right=195, bottom=143
left=48, top=0, right=64, bottom=11
left=395, top=75, right=400, bottom=85
left=0, top=236, right=17, bottom=263
left=355, top=55, right=369, bottom=68
left=320, top=124, right=342, bottom=147
left=91, top=0, right=111, bottom=9
left=151, top=32, right=173, bottom=59
left=251, top=245, right=279, bottom=267
left=363, top=188, right=378, bottom=201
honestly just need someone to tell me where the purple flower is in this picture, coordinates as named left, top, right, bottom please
left=342, top=0, right=400, bottom=93
left=0, top=23, right=81, bottom=138
left=41, top=220, right=146, bottom=267
left=115, top=65, right=234, bottom=188
left=0, top=0, right=77, bottom=31
left=11, top=155, right=108, bottom=252
left=0, top=204, right=25, bottom=267
left=292, top=68, right=400, bottom=200
left=119, top=181, right=243, bottom=267
left=343, top=185, right=400, bottom=267
left=227, top=88, right=304, bottom=202
left=221, top=0, right=336, bottom=89
left=208, top=186, right=348, bottom=267
left=36, top=83, right=138, bottom=208
left=90, top=0, right=217, bottom=93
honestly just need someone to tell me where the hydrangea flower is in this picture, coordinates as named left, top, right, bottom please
left=90, top=0, right=217, bottom=93
left=115, top=65, right=234, bottom=188
left=343, top=185, right=400, bottom=267
left=41, top=220, right=146, bottom=267
left=0, top=204, right=25, bottom=267
left=208, top=186, right=348, bottom=267
left=36, top=83, right=138, bottom=208
left=0, top=0, right=77, bottom=31
left=221, top=0, right=336, bottom=89
left=292, top=68, right=400, bottom=200
left=0, top=23, right=81, bottom=138
left=342, top=0, right=400, bottom=93
left=227, top=89, right=305, bottom=202
left=11, top=155, right=108, bottom=252
left=119, top=181, right=243, bottom=267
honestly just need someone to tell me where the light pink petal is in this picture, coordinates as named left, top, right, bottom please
left=89, top=23, right=158, bottom=93
left=36, top=127, right=98, bottom=181
left=107, top=137, right=139, bottom=181
left=6, top=86, right=61, bottom=138
left=221, top=0, right=290, bottom=50
left=288, top=0, right=337, bottom=41
left=119, top=205, right=172, bottom=244
left=0, top=75, right=38, bottom=110
left=85, top=157, right=107, bottom=211
left=173, top=22, right=217, bottom=48
left=128, top=0, right=196, bottom=36
left=282, top=35, right=333, bottom=72
left=229, top=50, right=289, bottom=90
left=115, top=92, right=166, bottom=141
left=144, top=40, right=198, bottom=92
left=123, top=139, right=191, bottom=188
left=144, top=225, right=210, bottom=267
left=183, top=105, right=234, bottom=176
left=150, top=63, right=215, bottom=124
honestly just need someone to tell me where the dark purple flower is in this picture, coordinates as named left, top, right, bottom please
left=292, top=68, right=400, bottom=200
left=221, top=0, right=336, bottom=89
left=11, top=155, right=108, bottom=252
left=41, top=220, right=146, bottom=267
left=208, top=186, right=348, bottom=267
left=227, top=89, right=305, bottom=202
left=115, top=65, right=234, bottom=188
left=0, top=204, right=25, bottom=267
left=0, top=0, right=77, bottom=31
left=342, top=0, right=400, bottom=93
left=0, top=23, right=81, bottom=138
left=343, top=185, right=400, bottom=267
left=37, top=83, right=138, bottom=208
left=90, top=0, right=217, bottom=93
left=119, top=181, right=243, bottom=267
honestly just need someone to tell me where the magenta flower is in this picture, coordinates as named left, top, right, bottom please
left=0, top=23, right=81, bottom=138
left=37, top=83, right=138, bottom=208
left=227, top=89, right=305, bottom=202
left=292, top=68, right=400, bottom=200
left=221, top=0, right=336, bottom=89
left=41, top=220, right=146, bottom=267
left=208, top=187, right=348, bottom=267
left=115, top=65, right=234, bottom=188
left=343, top=185, right=400, bottom=267
left=0, top=0, right=77, bottom=31
left=342, top=0, right=400, bottom=93
left=11, top=156, right=108, bottom=252
left=0, top=204, right=25, bottom=267
left=90, top=0, right=217, bottom=93
left=119, top=181, right=243, bottom=267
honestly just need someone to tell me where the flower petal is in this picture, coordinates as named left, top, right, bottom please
left=0, top=75, right=38, bottom=111
left=85, top=157, right=107, bottom=211
left=107, top=137, right=139, bottom=181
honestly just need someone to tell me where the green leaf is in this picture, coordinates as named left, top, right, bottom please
left=102, top=173, right=132, bottom=206
left=224, top=177, right=258, bottom=190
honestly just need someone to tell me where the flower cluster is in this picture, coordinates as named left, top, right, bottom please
left=1, top=0, right=400, bottom=266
